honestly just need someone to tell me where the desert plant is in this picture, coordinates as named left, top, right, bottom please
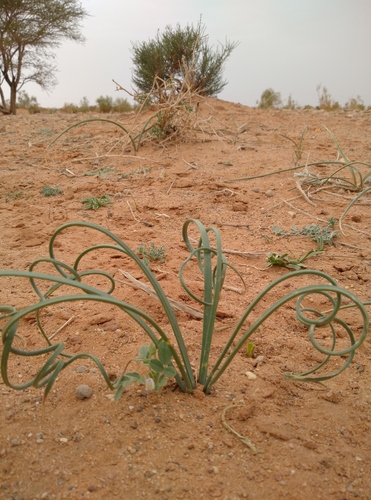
left=284, top=94, right=298, bottom=109
left=266, top=249, right=323, bottom=270
left=48, top=116, right=156, bottom=154
left=272, top=219, right=338, bottom=251
left=0, top=219, right=368, bottom=404
left=78, top=96, right=91, bottom=112
left=61, top=102, right=79, bottom=113
left=3, top=190, right=24, bottom=202
left=136, top=242, right=167, bottom=266
left=17, top=91, right=41, bottom=114
left=40, top=186, right=63, bottom=196
left=280, top=126, right=307, bottom=165
left=257, top=88, right=282, bottom=109
left=112, top=97, right=133, bottom=113
left=130, top=19, right=238, bottom=100
left=344, top=95, right=365, bottom=111
left=81, top=195, right=112, bottom=210
left=316, top=84, right=339, bottom=110
left=96, top=95, right=114, bottom=113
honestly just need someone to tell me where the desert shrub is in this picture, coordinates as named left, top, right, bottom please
left=78, top=97, right=91, bottom=112
left=17, top=91, right=41, bottom=114
left=96, top=95, right=113, bottom=113
left=112, top=97, right=132, bottom=113
left=130, top=19, right=238, bottom=101
left=61, top=102, right=79, bottom=113
left=95, top=96, right=132, bottom=113
left=316, top=84, right=340, bottom=110
left=258, top=88, right=282, bottom=108
left=345, top=95, right=365, bottom=111
left=284, top=94, right=298, bottom=109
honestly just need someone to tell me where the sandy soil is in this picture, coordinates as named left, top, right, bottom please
left=0, top=99, right=371, bottom=500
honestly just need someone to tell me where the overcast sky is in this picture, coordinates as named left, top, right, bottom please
left=26, top=0, right=371, bottom=109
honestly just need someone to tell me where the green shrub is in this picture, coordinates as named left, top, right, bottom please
left=17, top=90, right=41, bottom=114
left=96, top=95, right=113, bottom=113
left=130, top=19, right=238, bottom=100
left=257, top=88, right=282, bottom=108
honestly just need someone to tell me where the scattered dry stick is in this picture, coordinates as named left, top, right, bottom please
left=295, top=180, right=316, bottom=207
left=117, top=269, right=204, bottom=320
left=49, top=316, right=74, bottom=341
left=221, top=404, right=261, bottom=454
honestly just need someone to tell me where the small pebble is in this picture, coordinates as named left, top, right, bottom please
left=265, top=189, right=274, bottom=197
left=75, top=385, right=93, bottom=400
left=75, top=365, right=88, bottom=373
left=252, top=355, right=265, bottom=367
left=10, top=439, right=21, bottom=447
left=245, top=371, right=257, bottom=380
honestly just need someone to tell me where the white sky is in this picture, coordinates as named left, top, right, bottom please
left=25, top=0, right=371, bottom=109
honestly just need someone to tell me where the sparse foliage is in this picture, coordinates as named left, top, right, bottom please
left=130, top=19, right=238, bottom=100
left=17, top=90, right=40, bottom=113
left=316, top=84, right=339, bottom=110
left=258, top=88, right=282, bottom=108
left=272, top=218, right=338, bottom=250
left=0, top=0, right=88, bottom=114
left=284, top=94, right=298, bottom=109
left=345, top=95, right=365, bottom=111
left=81, top=195, right=112, bottom=211
left=96, top=95, right=133, bottom=113
left=40, top=185, right=63, bottom=196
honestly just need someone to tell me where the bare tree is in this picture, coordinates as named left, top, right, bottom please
left=0, top=0, right=88, bottom=114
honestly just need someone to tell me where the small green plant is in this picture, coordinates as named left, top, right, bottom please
left=84, top=167, right=117, bottom=178
left=257, top=88, right=282, bottom=108
left=246, top=342, right=255, bottom=358
left=137, top=242, right=167, bottom=266
left=81, top=195, right=112, bottom=211
left=136, top=342, right=177, bottom=392
left=345, top=95, right=365, bottom=111
left=272, top=219, right=337, bottom=251
left=280, top=126, right=307, bottom=165
left=266, top=249, right=323, bottom=270
left=112, top=341, right=177, bottom=399
left=40, top=186, right=64, bottom=197
left=4, top=191, right=24, bottom=202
